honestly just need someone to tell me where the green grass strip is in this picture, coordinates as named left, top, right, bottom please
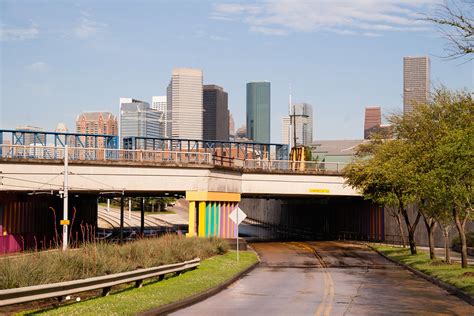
left=372, top=245, right=474, bottom=296
left=21, top=251, right=258, bottom=315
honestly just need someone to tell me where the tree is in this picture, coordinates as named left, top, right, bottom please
left=391, top=88, right=473, bottom=267
left=344, top=138, right=421, bottom=255
left=426, top=0, right=474, bottom=59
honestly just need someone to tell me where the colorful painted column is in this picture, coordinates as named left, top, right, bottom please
left=187, top=201, right=196, bottom=237
left=186, top=191, right=241, bottom=238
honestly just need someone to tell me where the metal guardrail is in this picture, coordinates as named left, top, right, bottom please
left=0, top=145, right=348, bottom=174
left=0, top=145, right=212, bottom=165
left=242, top=159, right=348, bottom=173
left=0, top=258, right=200, bottom=307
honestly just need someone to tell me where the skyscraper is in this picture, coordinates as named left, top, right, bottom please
left=403, top=56, right=430, bottom=113
left=152, top=96, right=169, bottom=138
left=228, top=111, right=235, bottom=140
left=15, top=125, right=46, bottom=145
left=246, top=81, right=270, bottom=143
left=203, top=85, right=229, bottom=141
left=281, top=103, right=313, bottom=146
left=364, top=106, right=381, bottom=139
left=76, top=112, right=118, bottom=148
left=167, top=68, right=203, bottom=140
left=76, top=112, right=117, bottom=135
left=120, top=101, right=161, bottom=147
left=119, top=98, right=144, bottom=148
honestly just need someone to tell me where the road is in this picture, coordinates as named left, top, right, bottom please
left=172, top=241, right=473, bottom=315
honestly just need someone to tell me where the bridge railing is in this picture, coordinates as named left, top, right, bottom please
left=0, top=145, right=213, bottom=165
left=0, top=145, right=348, bottom=174
left=241, top=159, right=348, bottom=174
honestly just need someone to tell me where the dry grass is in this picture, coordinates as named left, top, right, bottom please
left=0, top=235, right=228, bottom=289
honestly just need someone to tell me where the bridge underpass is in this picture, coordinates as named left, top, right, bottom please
left=0, top=152, right=382, bottom=254
left=239, top=195, right=383, bottom=242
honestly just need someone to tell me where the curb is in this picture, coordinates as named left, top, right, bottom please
left=139, top=258, right=260, bottom=315
left=367, top=244, right=474, bottom=306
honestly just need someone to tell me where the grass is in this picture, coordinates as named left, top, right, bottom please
left=21, top=251, right=258, bottom=315
left=0, top=235, right=228, bottom=289
left=145, top=210, right=176, bottom=215
left=372, top=245, right=474, bottom=296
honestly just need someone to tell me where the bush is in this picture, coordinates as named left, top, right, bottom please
left=0, top=235, right=229, bottom=289
left=451, top=231, right=474, bottom=248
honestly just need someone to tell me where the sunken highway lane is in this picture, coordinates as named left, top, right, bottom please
left=172, top=241, right=473, bottom=315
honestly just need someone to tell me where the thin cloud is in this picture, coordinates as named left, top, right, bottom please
left=0, top=25, right=39, bottom=41
left=75, top=12, right=106, bottom=39
left=194, top=29, right=228, bottom=41
left=250, top=26, right=287, bottom=36
left=212, top=0, right=441, bottom=36
left=25, top=62, right=49, bottom=73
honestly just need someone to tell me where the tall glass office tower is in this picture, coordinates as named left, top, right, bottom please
left=246, top=81, right=271, bottom=143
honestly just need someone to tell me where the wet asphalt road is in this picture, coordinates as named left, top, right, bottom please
left=172, top=241, right=473, bottom=316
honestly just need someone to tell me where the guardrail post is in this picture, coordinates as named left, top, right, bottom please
left=102, top=287, right=111, bottom=296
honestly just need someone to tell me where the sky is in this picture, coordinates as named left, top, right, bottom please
left=0, top=0, right=472, bottom=142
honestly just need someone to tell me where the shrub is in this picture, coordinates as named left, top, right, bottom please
left=0, top=235, right=229, bottom=289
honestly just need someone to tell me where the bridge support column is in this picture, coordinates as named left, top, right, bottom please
left=185, top=191, right=241, bottom=238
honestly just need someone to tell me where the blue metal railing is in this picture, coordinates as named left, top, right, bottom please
left=0, top=129, right=289, bottom=162
left=0, top=129, right=118, bottom=149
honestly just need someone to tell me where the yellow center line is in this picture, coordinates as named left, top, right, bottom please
left=289, top=242, right=335, bottom=316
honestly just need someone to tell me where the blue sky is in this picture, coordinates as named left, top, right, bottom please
left=1, top=0, right=472, bottom=141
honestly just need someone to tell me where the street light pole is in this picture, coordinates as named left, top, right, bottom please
left=62, top=145, right=69, bottom=251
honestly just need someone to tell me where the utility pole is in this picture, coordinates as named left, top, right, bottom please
left=62, top=145, right=69, bottom=251
left=288, top=86, right=293, bottom=149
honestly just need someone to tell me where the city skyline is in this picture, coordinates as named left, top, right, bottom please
left=1, top=1, right=472, bottom=142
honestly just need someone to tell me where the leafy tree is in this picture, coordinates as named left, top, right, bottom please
left=344, top=138, right=421, bottom=254
left=391, top=88, right=473, bottom=267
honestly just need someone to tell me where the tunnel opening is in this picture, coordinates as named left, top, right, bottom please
left=239, top=196, right=384, bottom=242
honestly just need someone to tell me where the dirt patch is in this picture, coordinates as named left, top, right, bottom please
left=462, top=272, right=474, bottom=277
left=430, top=260, right=449, bottom=266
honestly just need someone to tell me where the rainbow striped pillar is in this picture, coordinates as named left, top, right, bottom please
left=185, top=191, right=241, bottom=238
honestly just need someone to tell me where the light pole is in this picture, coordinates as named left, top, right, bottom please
left=62, top=145, right=69, bottom=251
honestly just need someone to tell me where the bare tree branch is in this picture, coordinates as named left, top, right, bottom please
left=425, top=1, right=473, bottom=60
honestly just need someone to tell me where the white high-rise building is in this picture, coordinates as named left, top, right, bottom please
left=281, top=103, right=313, bottom=146
left=167, top=68, right=203, bottom=140
left=152, top=96, right=169, bottom=138
left=151, top=96, right=167, bottom=111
